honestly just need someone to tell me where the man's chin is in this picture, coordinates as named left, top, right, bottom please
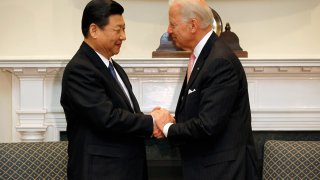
left=112, top=49, right=121, bottom=56
left=176, top=45, right=188, bottom=51
left=173, top=42, right=183, bottom=50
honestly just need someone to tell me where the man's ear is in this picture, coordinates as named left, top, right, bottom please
left=89, top=23, right=98, bottom=39
left=190, top=18, right=198, bottom=33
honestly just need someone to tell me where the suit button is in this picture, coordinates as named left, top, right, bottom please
left=181, top=96, right=184, bottom=101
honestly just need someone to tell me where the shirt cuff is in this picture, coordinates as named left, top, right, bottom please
left=152, top=115, right=155, bottom=125
left=163, top=123, right=173, bottom=137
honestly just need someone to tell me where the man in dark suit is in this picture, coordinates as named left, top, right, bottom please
left=155, top=0, right=260, bottom=179
left=60, top=0, right=171, bottom=179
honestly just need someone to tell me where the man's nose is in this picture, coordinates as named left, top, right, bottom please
left=120, top=31, right=126, bottom=40
left=167, top=26, right=173, bottom=34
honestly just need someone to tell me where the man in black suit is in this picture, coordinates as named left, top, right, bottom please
left=60, top=0, right=171, bottom=179
left=155, top=0, right=260, bottom=179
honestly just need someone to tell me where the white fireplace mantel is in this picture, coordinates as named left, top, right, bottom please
left=1, top=58, right=320, bottom=142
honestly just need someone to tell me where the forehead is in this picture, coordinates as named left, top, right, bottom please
left=169, top=6, right=182, bottom=23
left=107, top=14, right=125, bottom=27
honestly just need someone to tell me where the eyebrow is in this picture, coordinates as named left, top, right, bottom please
left=112, top=24, right=125, bottom=29
left=116, top=23, right=125, bottom=27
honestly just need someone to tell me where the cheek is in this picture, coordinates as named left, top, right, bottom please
left=175, top=27, right=185, bottom=36
left=176, top=30, right=186, bottom=40
left=173, top=28, right=180, bottom=34
left=172, top=29, right=180, bottom=38
left=106, top=38, right=116, bottom=47
left=102, top=40, right=112, bottom=48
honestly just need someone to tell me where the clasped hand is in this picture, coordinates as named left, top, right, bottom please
left=150, top=107, right=175, bottom=139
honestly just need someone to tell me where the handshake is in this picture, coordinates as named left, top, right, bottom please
left=150, top=107, right=176, bottom=139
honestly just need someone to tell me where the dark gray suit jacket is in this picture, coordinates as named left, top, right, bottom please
left=168, top=32, right=260, bottom=180
left=60, top=42, right=153, bottom=180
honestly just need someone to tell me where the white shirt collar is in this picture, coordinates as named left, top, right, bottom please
left=193, top=29, right=214, bottom=59
left=95, top=51, right=112, bottom=67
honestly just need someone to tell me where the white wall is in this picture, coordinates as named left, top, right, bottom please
left=211, top=0, right=320, bottom=58
left=0, top=71, right=12, bottom=142
left=0, top=0, right=319, bottom=59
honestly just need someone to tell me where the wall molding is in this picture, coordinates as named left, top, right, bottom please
left=1, top=58, right=320, bottom=142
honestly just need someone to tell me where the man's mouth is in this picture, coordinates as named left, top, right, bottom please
left=115, top=42, right=122, bottom=48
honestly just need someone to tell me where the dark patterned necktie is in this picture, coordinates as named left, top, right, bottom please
left=108, top=62, right=118, bottom=80
left=108, top=62, right=134, bottom=111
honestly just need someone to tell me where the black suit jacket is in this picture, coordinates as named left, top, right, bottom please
left=168, top=32, right=260, bottom=180
left=60, top=42, right=153, bottom=180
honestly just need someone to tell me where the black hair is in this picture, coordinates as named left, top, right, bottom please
left=81, top=0, right=124, bottom=37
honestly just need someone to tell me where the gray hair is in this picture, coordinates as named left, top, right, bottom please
left=169, top=0, right=213, bottom=28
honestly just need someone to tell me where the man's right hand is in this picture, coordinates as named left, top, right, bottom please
left=151, top=108, right=175, bottom=134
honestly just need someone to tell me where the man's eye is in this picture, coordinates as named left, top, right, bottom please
left=114, top=27, right=125, bottom=33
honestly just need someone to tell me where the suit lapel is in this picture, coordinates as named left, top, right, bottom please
left=81, top=42, right=135, bottom=112
left=175, top=75, right=187, bottom=114
left=112, top=61, right=139, bottom=113
left=177, top=33, right=217, bottom=112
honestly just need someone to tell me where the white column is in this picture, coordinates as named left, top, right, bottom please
left=11, top=68, right=48, bottom=142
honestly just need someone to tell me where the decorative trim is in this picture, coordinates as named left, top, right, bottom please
left=1, top=58, right=320, bottom=141
left=1, top=58, right=320, bottom=75
left=1, top=57, right=320, bottom=67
